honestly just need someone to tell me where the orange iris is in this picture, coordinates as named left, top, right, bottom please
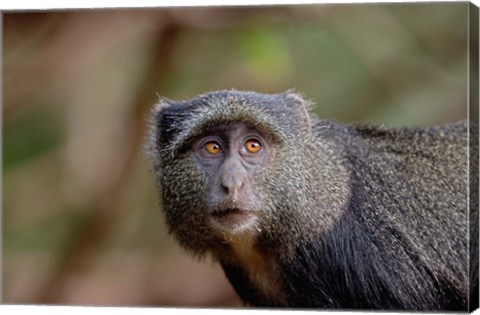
left=245, top=139, right=262, bottom=153
left=205, top=142, right=221, bottom=154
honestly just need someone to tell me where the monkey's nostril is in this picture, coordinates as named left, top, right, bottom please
left=221, top=183, right=242, bottom=196
left=221, top=183, right=230, bottom=194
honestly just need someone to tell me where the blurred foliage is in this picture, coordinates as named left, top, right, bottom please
left=4, top=102, right=66, bottom=170
left=2, top=2, right=470, bottom=307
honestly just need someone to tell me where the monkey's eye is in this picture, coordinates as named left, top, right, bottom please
left=203, top=141, right=222, bottom=155
left=245, top=139, right=262, bottom=154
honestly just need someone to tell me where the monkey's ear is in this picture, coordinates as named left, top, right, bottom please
left=281, top=90, right=314, bottom=140
left=147, top=96, right=181, bottom=159
left=149, top=95, right=202, bottom=155
left=150, top=97, right=173, bottom=142
left=152, top=96, right=175, bottom=115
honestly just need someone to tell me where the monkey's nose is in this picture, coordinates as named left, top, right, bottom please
left=221, top=177, right=244, bottom=195
left=221, top=171, right=247, bottom=197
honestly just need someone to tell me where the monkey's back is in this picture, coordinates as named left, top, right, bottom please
left=282, top=120, right=473, bottom=310
left=349, top=121, right=469, bottom=255
left=350, top=121, right=468, bottom=265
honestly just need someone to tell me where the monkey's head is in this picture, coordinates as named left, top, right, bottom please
left=148, top=90, right=347, bottom=257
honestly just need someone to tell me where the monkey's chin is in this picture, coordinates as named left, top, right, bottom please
left=210, top=209, right=259, bottom=234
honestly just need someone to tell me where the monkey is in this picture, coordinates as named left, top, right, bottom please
left=147, top=89, right=478, bottom=311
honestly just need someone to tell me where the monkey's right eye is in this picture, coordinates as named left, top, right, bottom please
left=203, top=141, right=222, bottom=155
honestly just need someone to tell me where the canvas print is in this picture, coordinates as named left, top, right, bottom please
left=2, top=2, right=479, bottom=312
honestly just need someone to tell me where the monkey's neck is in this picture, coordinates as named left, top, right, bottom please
left=218, top=232, right=288, bottom=306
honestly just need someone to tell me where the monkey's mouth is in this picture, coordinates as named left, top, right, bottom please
left=210, top=207, right=258, bottom=230
left=212, top=207, right=245, bottom=217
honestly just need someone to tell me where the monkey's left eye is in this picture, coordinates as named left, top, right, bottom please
left=245, top=139, right=262, bottom=154
left=203, top=141, right=222, bottom=155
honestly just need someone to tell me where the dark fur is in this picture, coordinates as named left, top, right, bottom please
left=147, top=90, right=478, bottom=311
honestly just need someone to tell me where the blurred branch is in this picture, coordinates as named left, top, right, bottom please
left=36, top=21, right=181, bottom=304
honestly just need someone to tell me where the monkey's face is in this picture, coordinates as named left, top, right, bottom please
left=149, top=90, right=317, bottom=254
left=190, top=123, right=270, bottom=236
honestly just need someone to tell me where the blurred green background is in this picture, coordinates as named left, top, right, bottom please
left=2, top=3, right=469, bottom=307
